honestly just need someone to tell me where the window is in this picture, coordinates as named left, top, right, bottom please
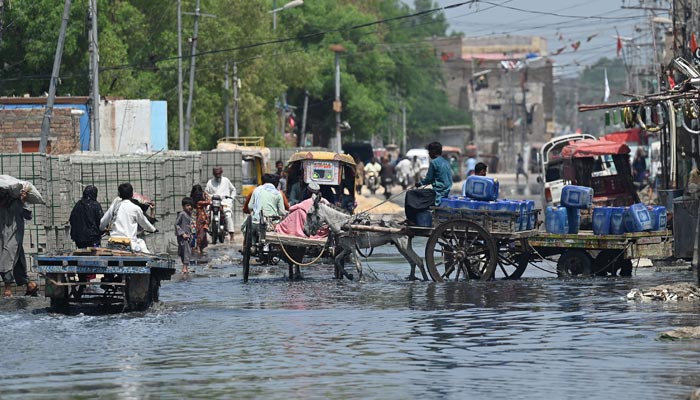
left=487, top=104, right=501, bottom=111
left=21, top=140, right=51, bottom=153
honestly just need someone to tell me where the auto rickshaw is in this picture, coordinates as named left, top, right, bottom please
left=284, top=151, right=357, bottom=212
left=442, top=145, right=463, bottom=181
left=215, top=136, right=269, bottom=197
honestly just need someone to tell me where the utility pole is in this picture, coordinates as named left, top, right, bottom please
left=301, top=90, right=309, bottom=147
left=401, top=102, right=407, bottom=154
left=233, top=62, right=239, bottom=138
left=224, top=61, right=230, bottom=139
left=330, top=44, right=345, bottom=153
left=88, top=0, right=100, bottom=151
left=40, top=0, right=72, bottom=154
left=177, top=0, right=184, bottom=150
left=183, top=0, right=201, bottom=151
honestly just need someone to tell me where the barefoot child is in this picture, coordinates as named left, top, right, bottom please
left=175, top=197, right=195, bottom=274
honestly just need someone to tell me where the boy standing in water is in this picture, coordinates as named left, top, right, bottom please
left=175, top=197, right=195, bottom=274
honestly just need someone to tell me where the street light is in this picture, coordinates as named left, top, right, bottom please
left=270, top=0, right=303, bottom=31
left=330, top=44, right=346, bottom=153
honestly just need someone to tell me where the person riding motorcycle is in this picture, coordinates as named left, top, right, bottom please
left=205, top=167, right=237, bottom=242
left=395, top=157, right=413, bottom=190
left=99, top=183, right=156, bottom=253
left=364, top=158, right=381, bottom=194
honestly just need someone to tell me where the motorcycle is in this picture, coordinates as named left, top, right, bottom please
left=397, top=170, right=411, bottom=190
left=366, top=172, right=379, bottom=195
left=208, top=195, right=230, bottom=244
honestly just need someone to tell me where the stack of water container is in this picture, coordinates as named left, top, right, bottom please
left=545, top=185, right=593, bottom=234
left=591, top=204, right=666, bottom=235
left=437, top=176, right=536, bottom=231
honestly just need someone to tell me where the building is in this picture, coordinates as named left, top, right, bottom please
left=429, top=35, right=555, bottom=171
left=0, top=96, right=168, bottom=154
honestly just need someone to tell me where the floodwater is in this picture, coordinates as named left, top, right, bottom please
left=2, top=240, right=700, bottom=399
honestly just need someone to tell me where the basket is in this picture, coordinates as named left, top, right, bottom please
left=432, top=207, right=540, bottom=233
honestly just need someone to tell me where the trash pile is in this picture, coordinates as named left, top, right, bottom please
left=626, top=282, right=699, bottom=301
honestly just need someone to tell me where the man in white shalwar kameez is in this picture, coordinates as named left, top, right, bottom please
left=205, top=167, right=237, bottom=242
left=100, top=183, right=156, bottom=253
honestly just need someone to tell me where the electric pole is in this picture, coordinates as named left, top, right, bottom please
left=301, top=90, right=309, bottom=147
left=177, top=0, right=184, bottom=150
left=40, top=0, right=72, bottom=154
left=233, top=62, right=239, bottom=138
left=183, top=0, right=201, bottom=151
left=224, top=61, right=230, bottom=139
left=402, top=102, right=407, bottom=154
left=88, top=0, right=100, bottom=151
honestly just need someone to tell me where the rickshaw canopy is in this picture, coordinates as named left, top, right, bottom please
left=561, top=139, right=630, bottom=159
left=286, top=151, right=356, bottom=167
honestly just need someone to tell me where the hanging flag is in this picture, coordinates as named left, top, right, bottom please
left=691, top=33, right=698, bottom=53
left=586, top=33, right=598, bottom=42
left=617, top=35, right=623, bottom=56
left=571, top=41, right=581, bottom=51
left=604, top=68, right=610, bottom=103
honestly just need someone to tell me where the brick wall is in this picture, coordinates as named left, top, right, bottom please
left=0, top=108, right=80, bottom=154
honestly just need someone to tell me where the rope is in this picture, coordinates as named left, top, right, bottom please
left=273, top=235, right=328, bottom=267
left=356, top=185, right=422, bottom=216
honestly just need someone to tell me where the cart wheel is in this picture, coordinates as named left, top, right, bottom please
left=557, top=250, right=594, bottom=278
left=494, top=239, right=530, bottom=280
left=618, top=259, right=633, bottom=277
left=242, top=217, right=253, bottom=283
left=593, top=250, right=624, bottom=276
left=425, top=220, right=497, bottom=282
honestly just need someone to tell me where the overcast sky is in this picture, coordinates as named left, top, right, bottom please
left=433, top=0, right=668, bottom=76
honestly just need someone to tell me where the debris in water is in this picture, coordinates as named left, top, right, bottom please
left=626, top=282, right=699, bottom=302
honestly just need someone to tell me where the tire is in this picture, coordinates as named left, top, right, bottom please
left=48, top=273, right=69, bottom=312
left=211, top=214, right=220, bottom=243
left=425, top=220, right=497, bottom=282
left=242, top=217, right=253, bottom=283
left=495, top=239, right=530, bottom=280
left=618, top=259, right=633, bottom=277
left=126, top=275, right=154, bottom=311
left=557, top=250, right=594, bottom=278
left=217, top=224, right=226, bottom=244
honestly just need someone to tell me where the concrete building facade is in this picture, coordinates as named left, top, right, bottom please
left=429, top=35, right=555, bottom=171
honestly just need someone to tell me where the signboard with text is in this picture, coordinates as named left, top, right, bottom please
left=303, top=160, right=341, bottom=186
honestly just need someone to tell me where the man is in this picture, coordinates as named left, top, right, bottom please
left=205, top=167, right=237, bottom=242
left=411, top=156, right=422, bottom=183
left=249, top=173, right=287, bottom=225
left=405, top=142, right=452, bottom=224
left=462, top=162, right=488, bottom=196
left=1, top=188, right=38, bottom=297
left=516, top=153, right=528, bottom=184
left=275, top=160, right=287, bottom=192
left=69, top=185, right=104, bottom=248
left=380, top=157, right=395, bottom=198
left=100, top=183, right=156, bottom=253
left=395, top=156, right=413, bottom=188
left=364, top=157, right=382, bottom=193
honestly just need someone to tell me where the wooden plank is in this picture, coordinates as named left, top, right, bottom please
left=348, top=224, right=404, bottom=234
left=265, top=232, right=328, bottom=247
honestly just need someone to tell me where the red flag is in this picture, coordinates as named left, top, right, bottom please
left=571, top=41, right=581, bottom=51
left=617, top=35, right=623, bottom=56
left=691, top=33, right=698, bottom=53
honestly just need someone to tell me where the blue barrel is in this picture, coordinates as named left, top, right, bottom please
left=609, top=207, right=625, bottom=235
left=545, top=206, right=569, bottom=234
left=627, top=203, right=653, bottom=232
left=415, top=210, right=432, bottom=227
left=567, top=207, right=581, bottom=234
left=592, top=207, right=612, bottom=235
left=650, top=206, right=667, bottom=231
left=561, top=185, right=594, bottom=209
left=526, top=200, right=536, bottom=230
left=464, top=175, right=500, bottom=201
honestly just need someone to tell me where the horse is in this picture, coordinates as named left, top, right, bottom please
left=303, top=195, right=428, bottom=281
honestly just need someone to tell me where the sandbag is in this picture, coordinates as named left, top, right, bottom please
left=0, top=175, right=45, bottom=204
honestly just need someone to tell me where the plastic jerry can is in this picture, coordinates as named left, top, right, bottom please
left=650, top=206, right=667, bottom=231
left=464, top=175, right=500, bottom=201
left=545, top=206, right=569, bottom=234
left=627, top=203, right=652, bottom=232
left=567, top=207, right=581, bottom=234
left=592, top=207, right=612, bottom=235
left=609, top=207, right=625, bottom=235
left=560, top=185, right=594, bottom=209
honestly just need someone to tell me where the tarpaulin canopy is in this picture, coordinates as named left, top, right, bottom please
left=561, top=139, right=630, bottom=158
left=601, top=128, right=643, bottom=144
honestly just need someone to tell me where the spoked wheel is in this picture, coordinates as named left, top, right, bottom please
left=242, top=217, right=253, bottom=283
left=425, top=220, right=497, bottom=282
left=494, top=239, right=530, bottom=280
left=557, top=249, right=593, bottom=278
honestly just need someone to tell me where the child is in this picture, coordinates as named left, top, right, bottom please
left=175, top=197, right=195, bottom=274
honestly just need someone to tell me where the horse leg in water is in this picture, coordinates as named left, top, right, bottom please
left=393, top=235, right=428, bottom=281
left=285, top=247, right=305, bottom=281
left=333, top=238, right=355, bottom=280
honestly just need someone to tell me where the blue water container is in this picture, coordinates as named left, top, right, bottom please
left=560, top=185, right=594, bottom=209
left=592, top=207, right=612, bottom=235
left=465, top=176, right=500, bottom=201
left=609, top=207, right=625, bottom=235
left=415, top=210, right=432, bottom=227
left=627, top=203, right=653, bottom=232
left=650, top=206, right=667, bottom=231
left=567, top=207, right=581, bottom=234
left=545, top=206, right=569, bottom=234
left=526, top=200, right=536, bottom=230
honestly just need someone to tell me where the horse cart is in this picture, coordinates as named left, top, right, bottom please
left=35, top=248, right=175, bottom=312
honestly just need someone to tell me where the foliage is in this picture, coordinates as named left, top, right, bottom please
left=0, top=0, right=467, bottom=150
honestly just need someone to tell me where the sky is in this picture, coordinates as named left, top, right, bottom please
left=433, top=0, right=670, bottom=77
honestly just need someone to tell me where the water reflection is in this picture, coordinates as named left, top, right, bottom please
left=1, top=249, right=699, bottom=399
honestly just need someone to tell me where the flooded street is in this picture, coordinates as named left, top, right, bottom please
left=2, top=240, right=700, bottom=399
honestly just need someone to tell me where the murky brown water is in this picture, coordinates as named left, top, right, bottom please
left=2, top=240, right=700, bottom=399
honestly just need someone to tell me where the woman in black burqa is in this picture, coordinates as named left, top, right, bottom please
left=69, top=185, right=104, bottom=248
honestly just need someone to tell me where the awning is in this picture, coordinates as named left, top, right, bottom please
left=561, top=139, right=631, bottom=158
left=602, top=128, right=642, bottom=144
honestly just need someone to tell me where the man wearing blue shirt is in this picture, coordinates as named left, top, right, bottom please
left=404, top=142, right=452, bottom=224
